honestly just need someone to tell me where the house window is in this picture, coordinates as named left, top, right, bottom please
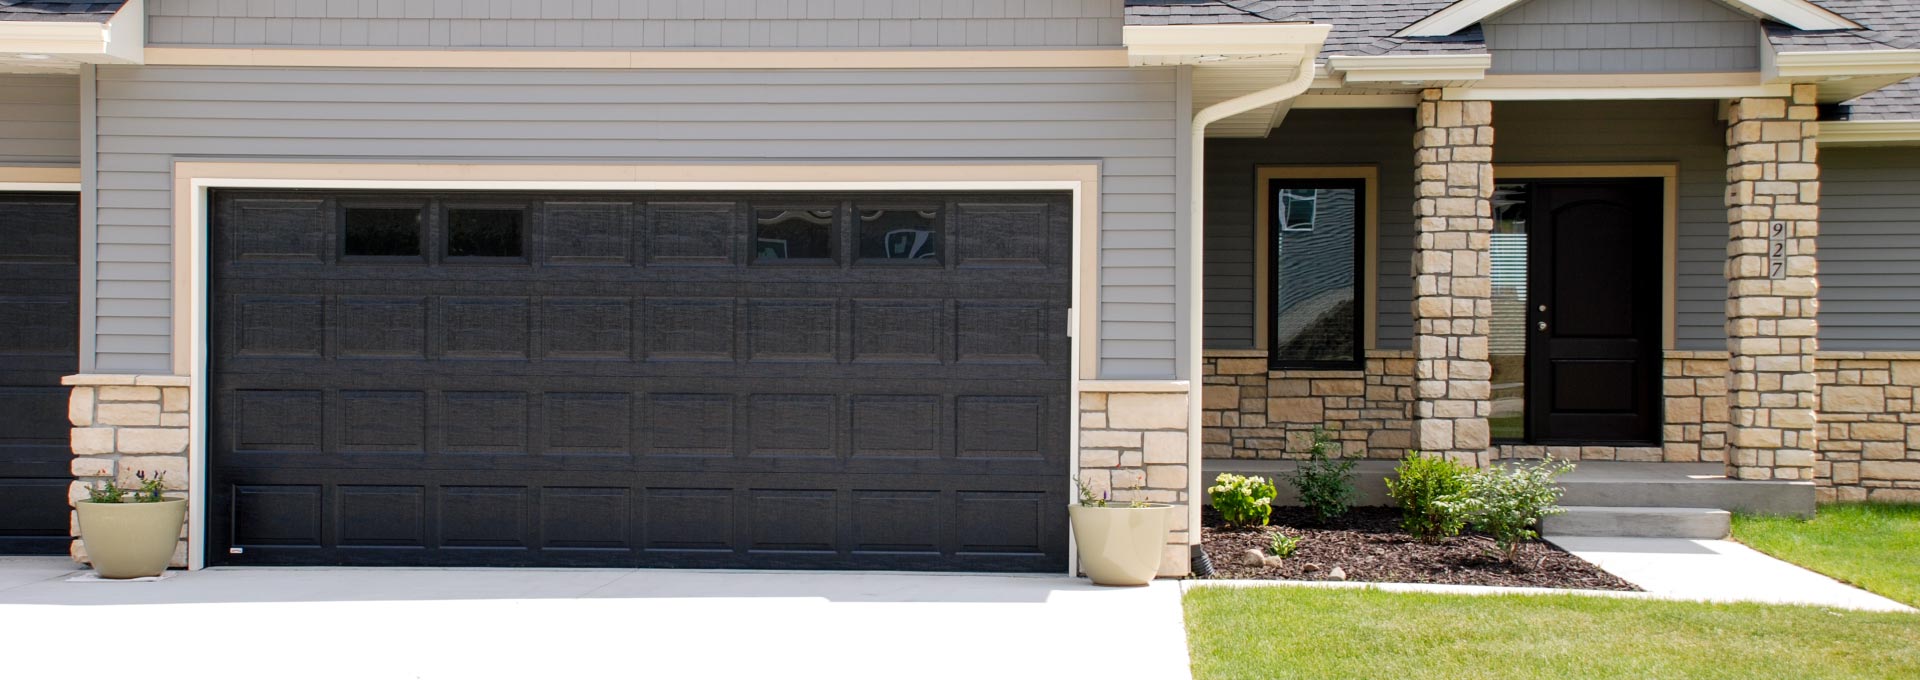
left=1269, top=179, right=1364, bottom=369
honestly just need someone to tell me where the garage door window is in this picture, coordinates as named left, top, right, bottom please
left=857, top=207, right=942, bottom=263
left=342, top=206, right=423, bottom=258
left=447, top=206, right=527, bottom=259
left=754, top=207, right=836, bottom=263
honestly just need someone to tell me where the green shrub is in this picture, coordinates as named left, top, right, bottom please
left=1268, top=533, right=1300, bottom=558
left=1437, top=460, right=1574, bottom=562
left=1289, top=427, right=1357, bottom=524
left=1385, top=453, right=1471, bottom=543
left=1208, top=473, right=1277, bottom=528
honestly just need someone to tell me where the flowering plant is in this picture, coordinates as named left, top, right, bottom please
left=1207, top=473, right=1276, bottom=528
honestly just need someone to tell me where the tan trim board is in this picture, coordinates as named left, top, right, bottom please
left=1476, top=73, right=1767, bottom=89
left=1493, top=164, right=1681, bottom=350
left=1077, top=380, right=1192, bottom=393
left=1253, top=166, right=1379, bottom=354
left=143, top=46, right=1130, bottom=70
left=1819, top=120, right=1920, bottom=146
left=0, top=166, right=81, bottom=185
left=1445, top=84, right=1793, bottom=101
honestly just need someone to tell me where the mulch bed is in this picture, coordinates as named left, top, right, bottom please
left=1201, top=506, right=1639, bottom=591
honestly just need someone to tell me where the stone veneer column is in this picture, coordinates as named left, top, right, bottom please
left=1077, top=390, right=1190, bottom=577
left=1410, top=89, right=1495, bottom=467
left=65, top=375, right=192, bottom=567
left=1724, top=85, right=1821, bottom=481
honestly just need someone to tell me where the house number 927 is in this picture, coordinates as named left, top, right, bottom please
left=1768, top=222, right=1788, bottom=280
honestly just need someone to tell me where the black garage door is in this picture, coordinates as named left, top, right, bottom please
left=0, top=193, right=79, bottom=555
left=209, top=189, right=1071, bottom=571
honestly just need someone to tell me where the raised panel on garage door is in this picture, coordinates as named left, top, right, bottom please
left=208, top=190, right=1071, bottom=572
left=0, top=193, right=78, bottom=555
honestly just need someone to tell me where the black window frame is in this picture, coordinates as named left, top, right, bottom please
left=1266, top=177, right=1366, bottom=371
left=338, top=199, right=429, bottom=263
left=441, top=201, right=531, bottom=263
left=750, top=203, right=841, bottom=266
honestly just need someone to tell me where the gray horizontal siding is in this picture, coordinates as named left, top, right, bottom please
left=1492, top=100, right=1728, bottom=351
left=1203, top=110, right=1417, bottom=351
left=146, top=0, right=1124, bottom=47
left=1820, top=148, right=1920, bottom=351
left=89, top=65, right=1177, bottom=378
left=1485, top=0, right=1761, bottom=74
left=0, top=74, right=80, bottom=166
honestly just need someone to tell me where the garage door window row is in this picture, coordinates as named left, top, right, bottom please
left=234, top=193, right=1019, bottom=269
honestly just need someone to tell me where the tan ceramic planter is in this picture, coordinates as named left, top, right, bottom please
left=1069, top=503, right=1171, bottom=587
left=76, top=499, right=187, bottom=579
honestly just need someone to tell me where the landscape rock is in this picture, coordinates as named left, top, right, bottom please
left=1328, top=567, right=1347, bottom=581
left=1238, top=549, right=1265, bottom=567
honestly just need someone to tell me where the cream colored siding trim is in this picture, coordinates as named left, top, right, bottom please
left=1820, top=120, right=1920, bottom=146
left=0, top=166, right=80, bottom=186
left=1446, top=84, right=1793, bottom=101
left=1078, top=380, right=1191, bottom=393
left=142, top=47, right=1130, bottom=70
left=1493, top=163, right=1680, bottom=350
left=172, top=160, right=1102, bottom=573
left=1252, top=166, right=1380, bottom=354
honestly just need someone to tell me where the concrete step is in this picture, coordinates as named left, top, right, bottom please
left=1542, top=506, right=1731, bottom=539
left=1554, top=463, right=1815, bottom=517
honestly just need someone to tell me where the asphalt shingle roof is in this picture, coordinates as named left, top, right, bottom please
left=1124, top=1, right=1483, bottom=57
left=0, top=1, right=125, bottom=22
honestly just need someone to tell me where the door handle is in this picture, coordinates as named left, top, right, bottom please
left=1537, top=321, right=1548, bottom=332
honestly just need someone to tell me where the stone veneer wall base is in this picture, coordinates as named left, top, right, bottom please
left=1077, top=390, right=1191, bottom=577
left=65, top=375, right=192, bottom=568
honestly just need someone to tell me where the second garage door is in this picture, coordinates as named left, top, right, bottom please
left=209, top=189, right=1072, bottom=572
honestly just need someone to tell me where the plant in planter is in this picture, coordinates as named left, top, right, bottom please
left=76, top=470, right=187, bottom=579
left=1069, top=479, right=1172, bottom=587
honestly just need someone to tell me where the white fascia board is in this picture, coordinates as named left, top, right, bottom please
left=1818, top=120, right=1920, bottom=146
left=1770, top=49, right=1920, bottom=80
left=1326, top=53, right=1491, bottom=85
left=1123, top=23, right=1331, bottom=62
left=0, top=0, right=144, bottom=64
left=1445, top=83, right=1793, bottom=101
left=1398, top=0, right=1858, bottom=38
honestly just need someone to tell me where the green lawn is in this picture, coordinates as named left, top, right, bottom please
left=1184, top=586, right=1920, bottom=680
left=1734, top=502, right=1920, bottom=606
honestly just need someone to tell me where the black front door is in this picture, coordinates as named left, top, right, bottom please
left=1526, top=180, right=1662, bottom=444
left=0, top=193, right=80, bottom=555
left=207, top=189, right=1072, bottom=572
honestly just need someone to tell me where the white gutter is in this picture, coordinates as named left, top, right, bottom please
left=1185, top=56, right=1320, bottom=547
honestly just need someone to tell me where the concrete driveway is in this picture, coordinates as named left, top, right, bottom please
left=0, top=557, right=1191, bottom=680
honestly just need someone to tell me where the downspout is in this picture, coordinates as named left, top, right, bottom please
left=1185, top=56, right=1320, bottom=551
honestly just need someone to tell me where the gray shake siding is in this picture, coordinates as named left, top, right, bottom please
left=1820, top=147, right=1920, bottom=351
left=0, top=75, right=80, bottom=166
left=145, top=0, right=1125, bottom=48
left=1203, top=100, right=1730, bottom=352
left=1483, top=0, right=1762, bottom=74
left=86, top=65, right=1180, bottom=378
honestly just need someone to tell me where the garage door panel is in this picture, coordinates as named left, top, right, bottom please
left=212, top=189, right=1070, bottom=571
left=0, top=193, right=85, bottom=554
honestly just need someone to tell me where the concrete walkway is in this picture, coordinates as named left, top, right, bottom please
left=1550, top=536, right=1914, bottom=613
left=0, top=558, right=1192, bottom=680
